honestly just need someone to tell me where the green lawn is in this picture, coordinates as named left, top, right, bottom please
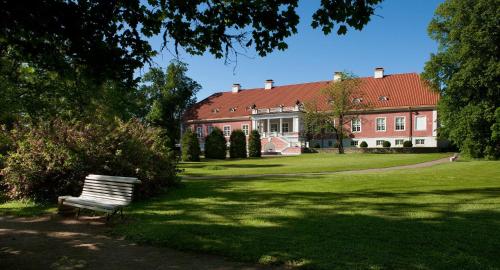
left=116, top=160, right=500, bottom=269
left=181, top=152, right=451, bottom=176
left=0, top=199, right=56, bottom=216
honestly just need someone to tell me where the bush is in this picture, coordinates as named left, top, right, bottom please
left=181, top=129, right=200, bottom=161
left=1, top=118, right=178, bottom=202
left=403, top=140, right=413, bottom=147
left=204, top=127, right=226, bottom=159
left=248, top=130, right=261, bottom=157
left=313, top=142, right=321, bottom=148
left=229, top=130, right=247, bottom=158
left=383, top=140, right=391, bottom=148
left=360, top=141, right=368, bottom=148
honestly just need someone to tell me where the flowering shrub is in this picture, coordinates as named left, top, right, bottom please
left=1, top=118, right=178, bottom=202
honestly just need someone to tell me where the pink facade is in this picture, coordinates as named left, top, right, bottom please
left=349, top=110, right=435, bottom=139
left=188, top=120, right=252, bottom=140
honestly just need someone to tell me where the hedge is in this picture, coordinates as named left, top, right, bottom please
left=229, top=130, right=247, bottom=158
left=248, top=130, right=261, bottom=157
left=205, top=127, right=226, bottom=159
left=181, top=129, right=200, bottom=161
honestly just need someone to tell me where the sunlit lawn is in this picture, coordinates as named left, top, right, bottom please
left=180, top=152, right=451, bottom=177
left=116, top=160, right=500, bottom=269
left=0, top=199, right=56, bottom=216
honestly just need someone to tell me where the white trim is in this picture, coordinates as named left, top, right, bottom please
left=196, top=126, right=203, bottom=138
left=351, top=118, right=361, bottom=133
left=375, top=117, right=387, bottom=132
left=415, top=116, right=427, bottom=131
left=394, top=116, right=406, bottom=131
left=223, top=125, right=231, bottom=137
left=242, top=124, right=249, bottom=136
left=432, top=110, right=438, bottom=136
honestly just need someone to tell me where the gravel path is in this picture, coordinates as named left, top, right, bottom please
left=183, top=156, right=454, bottom=180
left=0, top=215, right=281, bottom=270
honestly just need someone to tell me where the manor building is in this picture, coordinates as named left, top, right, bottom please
left=183, top=68, right=442, bottom=155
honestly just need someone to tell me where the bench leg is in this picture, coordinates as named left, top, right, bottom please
left=120, top=209, right=123, bottom=220
left=75, top=208, right=81, bottom=219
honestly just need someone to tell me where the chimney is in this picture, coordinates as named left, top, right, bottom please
left=374, top=67, right=384, bottom=79
left=264, top=79, right=274, bottom=90
left=333, top=72, right=342, bottom=82
left=232, top=83, right=241, bottom=93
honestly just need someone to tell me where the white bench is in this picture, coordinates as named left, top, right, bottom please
left=58, top=174, right=141, bottom=220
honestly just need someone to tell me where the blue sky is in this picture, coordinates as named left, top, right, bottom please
left=140, top=0, right=444, bottom=100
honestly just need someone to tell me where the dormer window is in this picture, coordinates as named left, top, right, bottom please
left=352, top=98, right=363, bottom=104
left=212, top=108, right=220, bottom=113
left=379, top=96, right=389, bottom=101
left=229, top=107, right=237, bottom=112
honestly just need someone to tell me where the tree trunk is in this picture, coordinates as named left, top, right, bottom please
left=337, top=116, right=344, bottom=154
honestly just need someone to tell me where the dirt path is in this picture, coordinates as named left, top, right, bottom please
left=183, top=156, right=454, bottom=180
left=0, top=215, right=280, bottom=270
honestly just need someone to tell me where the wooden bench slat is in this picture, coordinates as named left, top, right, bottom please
left=83, top=185, right=132, bottom=194
left=86, top=174, right=141, bottom=184
left=84, top=179, right=135, bottom=188
left=80, top=192, right=131, bottom=203
left=82, top=188, right=132, bottom=199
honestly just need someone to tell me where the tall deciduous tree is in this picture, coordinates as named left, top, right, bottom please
left=1, top=0, right=382, bottom=84
left=142, top=61, right=201, bottom=145
left=304, top=72, right=367, bottom=154
left=422, top=0, right=500, bottom=159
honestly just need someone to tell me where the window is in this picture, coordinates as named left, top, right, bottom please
left=282, top=122, right=289, bottom=133
left=395, top=117, right=405, bottom=131
left=196, top=127, right=203, bottom=138
left=328, top=140, right=333, bottom=147
left=376, top=140, right=385, bottom=146
left=395, top=139, right=404, bottom=146
left=376, top=118, right=386, bottom=131
left=242, top=124, right=249, bottom=136
left=379, top=96, right=389, bottom=101
left=207, top=126, right=214, bottom=135
left=351, top=140, right=358, bottom=146
left=415, top=139, right=425, bottom=145
left=270, top=123, right=278, bottom=132
left=415, top=116, right=427, bottom=131
left=223, top=126, right=231, bottom=136
left=351, top=118, right=361, bottom=132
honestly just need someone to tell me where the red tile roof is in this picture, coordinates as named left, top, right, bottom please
left=185, top=73, right=439, bottom=121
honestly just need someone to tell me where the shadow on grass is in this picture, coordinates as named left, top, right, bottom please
left=117, top=180, right=500, bottom=270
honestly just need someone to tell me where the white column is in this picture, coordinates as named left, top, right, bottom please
left=252, top=119, right=257, bottom=130
left=279, top=118, right=283, bottom=134
left=267, top=118, right=270, bottom=133
left=293, top=117, right=299, bottom=132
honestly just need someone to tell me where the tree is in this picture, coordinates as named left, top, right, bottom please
left=248, top=130, right=262, bottom=158
left=204, top=128, right=226, bottom=159
left=303, top=100, right=334, bottom=148
left=1, top=1, right=382, bottom=84
left=143, top=61, right=201, bottom=145
left=229, top=130, right=247, bottom=158
left=422, top=0, right=499, bottom=159
left=181, top=129, right=200, bottom=162
left=304, top=72, right=368, bottom=154
left=383, top=141, right=391, bottom=148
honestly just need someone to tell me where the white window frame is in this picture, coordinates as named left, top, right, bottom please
left=282, top=122, right=289, bottom=133
left=415, top=116, right=427, bottom=131
left=196, top=126, right=203, bottom=138
left=270, top=123, right=278, bottom=132
left=376, top=140, right=385, bottom=146
left=208, top=126, right=214, bottom=135
left=395, top=116, right=406, bottom=131
left=242, top=124, right=249, bottom=136
left=223, top=125, right=231, bottom=137
left=350, top=140, right=358, bottom=147
left=395, top=139, right=404, bottom=146
left=415, top=139, right=425, bottom=145
left=376, top=117, right=386, bottom=132
left=351, top=118, right=361, bottom=133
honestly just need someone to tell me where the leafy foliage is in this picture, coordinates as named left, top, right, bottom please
left=142, top=62, right=201, bottom=145
left=1, top=0, right=382, bottom=80
left=204, top=128, right=226, bottom=159
left=383, top=141, right=391, bottom=148
left=229, top=130, right=247, bottom=158
left=403, top=141, right=413, bottom=148
left=1, top=118, right=178, bottom=202
left=304, top=72, right=368, bottom=154
left=422, top=0, right=500, bottom=159
left=248, top=130, right=262, bottom=158
left=360, top=141, right=368, bottom=148
left=181, top=129, right=200, bottom=162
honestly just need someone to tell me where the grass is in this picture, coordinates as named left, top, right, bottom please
left=180, top=152, right=451, bottom=176
left=116, top=160, right=500, bottom=269
left=0, top=199, right=56, bottom=216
